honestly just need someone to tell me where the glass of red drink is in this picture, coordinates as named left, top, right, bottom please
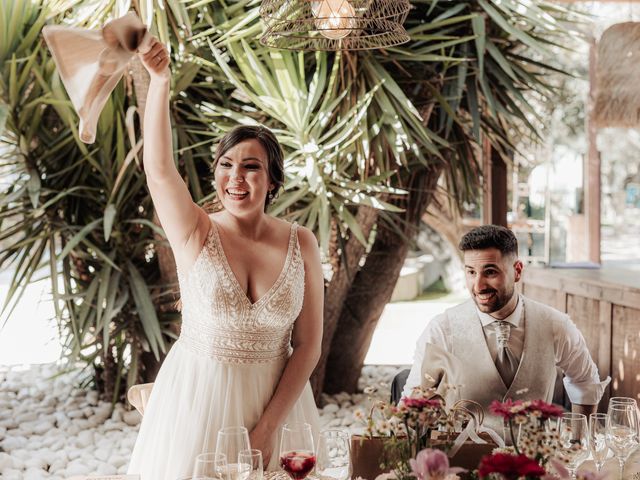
left=279, top=422, right=316, bottom=480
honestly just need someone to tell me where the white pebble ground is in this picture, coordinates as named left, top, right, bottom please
left=0, top=363, right=406, bottom=479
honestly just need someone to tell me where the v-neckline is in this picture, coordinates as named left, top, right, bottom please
left=211, top=220, right=295, bottom=308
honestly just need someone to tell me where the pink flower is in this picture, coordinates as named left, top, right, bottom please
left=478, top=453, right=546, bottom=480
left=409, top=448, right=465, bottom=480
left=489, top=399, right=529, bottom=420
left=527, top=400, right=564, bottom=420
left=401, top=397, right=442, bottom=409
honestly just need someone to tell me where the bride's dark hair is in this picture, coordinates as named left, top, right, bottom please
left=212, top=125, right=285, bottom=212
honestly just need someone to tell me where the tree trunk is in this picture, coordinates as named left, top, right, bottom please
left=323, top=230, right=410, bottom=393
left=310, top=205, right=378, bottom=400
left=323, top=165, right=443, bottom=394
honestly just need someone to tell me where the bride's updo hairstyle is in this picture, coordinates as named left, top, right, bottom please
left=213, top=125, right=285, bottom=211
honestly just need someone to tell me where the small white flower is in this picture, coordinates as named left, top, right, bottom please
left=374, top=473, right=397, bottom=480
left=375, top=419, right=392, bottom=435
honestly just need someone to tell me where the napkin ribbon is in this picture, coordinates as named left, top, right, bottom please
left=42, top=12, right=152, bottom=144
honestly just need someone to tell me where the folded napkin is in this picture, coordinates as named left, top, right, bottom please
left=42, top=12, right=152, bottom=143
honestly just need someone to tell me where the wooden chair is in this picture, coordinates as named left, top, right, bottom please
left=126, top=382, right=154, bottom=416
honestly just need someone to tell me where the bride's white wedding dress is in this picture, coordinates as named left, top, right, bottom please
left=127, top=220, right=320, bottom=480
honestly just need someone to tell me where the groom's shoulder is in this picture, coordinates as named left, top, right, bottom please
left=443, top=298, right=476, bottom=318
left=424, top=299, right=476, bottom=331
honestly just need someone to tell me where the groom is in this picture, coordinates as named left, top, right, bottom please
left=399, top=225, right=609, bottom=430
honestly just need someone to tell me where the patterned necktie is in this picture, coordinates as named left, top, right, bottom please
left=494, top=320, right=519, bottom=387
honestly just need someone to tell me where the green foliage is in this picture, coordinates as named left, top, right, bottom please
left=0, top=0, right=580, bottom=397
left=0, top=0, right=181, bottom=397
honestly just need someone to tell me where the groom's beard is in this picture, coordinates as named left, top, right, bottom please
left=472, top=285, right=515, bottom=315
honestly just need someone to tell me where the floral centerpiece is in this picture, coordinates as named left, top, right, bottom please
left=356, top=390, right=604, bottom=480
left=359, top=386, right=452, bottom=480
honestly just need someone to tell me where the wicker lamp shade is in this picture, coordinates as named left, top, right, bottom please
left=594, top=22, right=640, bottom=127
left=259, top=0, right=411, bottom=51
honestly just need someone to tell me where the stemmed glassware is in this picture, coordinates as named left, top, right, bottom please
left=316, top=429, right=351, bottom=480
left=279, top=422, right=316, bottom=480
left=606, top=403, right=639, bottom=480
left=557, top=412, right=590, bottom=480
left=609, top=397, right=640, bottom=442
left=589, top=413, right=609, bottom=473
left=239, top=449, right=263, bottom=480
left=193, top=452, right=228, bottom=480
left=216, top=426, right=252, bottom=480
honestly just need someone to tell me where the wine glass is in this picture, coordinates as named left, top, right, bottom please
left=609, top=397, right=637, bottom=407
left=216, top=426, right=252, bottom=480
left=239, top=449, right=263, bottom=480
left=316, top=429, right=351, bottom=480
left=279, top=422, right=316, bottom=480
left=607, top=404, right=639, bottom=480
left=589, top=413, right=609, bottom=472
left=193, top=452, right=228, bottom=480
left=557, top=412, right=590, bottom=480
left=609, top=398, right=640, bottom=442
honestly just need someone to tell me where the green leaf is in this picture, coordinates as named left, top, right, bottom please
left=103, top=204, right=117, bottom=242
left=127, top=261, right=165, bottom=360
left=478, top=0, right=550, bottom=55
left=0, top=102, right=7, bottom=134
left=56, top=219, right=102, bottom=262
left=331, top=199, right=367, bottom=247
left=471, top=14, right=486, bottom=78
left=27, top=171, right=40, bottom=208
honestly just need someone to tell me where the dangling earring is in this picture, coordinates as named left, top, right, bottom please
left=268, top=191, right=274, bottom=201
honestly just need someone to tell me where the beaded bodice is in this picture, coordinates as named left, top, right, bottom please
left=176, top=221, right=305, bottom=364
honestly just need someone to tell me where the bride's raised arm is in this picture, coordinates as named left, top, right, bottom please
left=138, top=37, right=210, bottom=271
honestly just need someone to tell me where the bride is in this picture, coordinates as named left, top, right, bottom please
left=126, top=36, right=323, bottom=480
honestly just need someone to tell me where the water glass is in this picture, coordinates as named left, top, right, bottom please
left=609, top=397, right=640, bottom=442
left=239, top=449, right=263, bottom=480
left=558, top=412, right=590, bottom=480
left=589, top=413, right=609, bottom=472
left=193, top=452, right=228, bottom=480
left=316, top=429, right=351, bottom=480
left=607, top=404, right=639, bottom=480
left=609, top=397, right=637, bottom=407
left=216, top=426, right=252, bottom=480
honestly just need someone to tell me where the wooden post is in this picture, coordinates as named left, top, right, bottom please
left=482, top=137, right=508, bottom=227
left=482, top=136, right=492, bottom=225
left=586, top=37, right=601, bottom=264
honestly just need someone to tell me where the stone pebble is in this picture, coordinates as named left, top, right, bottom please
left=0, top=363, right=407, bottom=478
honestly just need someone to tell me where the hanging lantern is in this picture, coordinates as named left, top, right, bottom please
left=259, top=0, right=411, bottom=51
left=594, top=22, right=640, bottom=127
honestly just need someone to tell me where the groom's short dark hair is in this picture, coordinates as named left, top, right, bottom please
left=459, top=225, right=518, bottom=257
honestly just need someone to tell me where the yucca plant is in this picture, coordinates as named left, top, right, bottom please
left=319, top=0, right=584, bottom=393
left=0, top=0, right=205, bottom=401
left=1, top=0, right=581, bottom=401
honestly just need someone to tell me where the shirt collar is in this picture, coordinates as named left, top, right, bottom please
left=477, top=294, right=523, bottom=328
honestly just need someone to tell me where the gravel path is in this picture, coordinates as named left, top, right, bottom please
left=0, top=363, right=406, bottom=479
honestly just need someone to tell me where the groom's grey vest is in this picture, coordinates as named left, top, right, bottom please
left=431, top=296, right=558, bottom=433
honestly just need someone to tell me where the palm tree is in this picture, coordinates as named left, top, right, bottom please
left=0, top=0, right=580, bottom=401
left=319, top=0, right=583, bottom=394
